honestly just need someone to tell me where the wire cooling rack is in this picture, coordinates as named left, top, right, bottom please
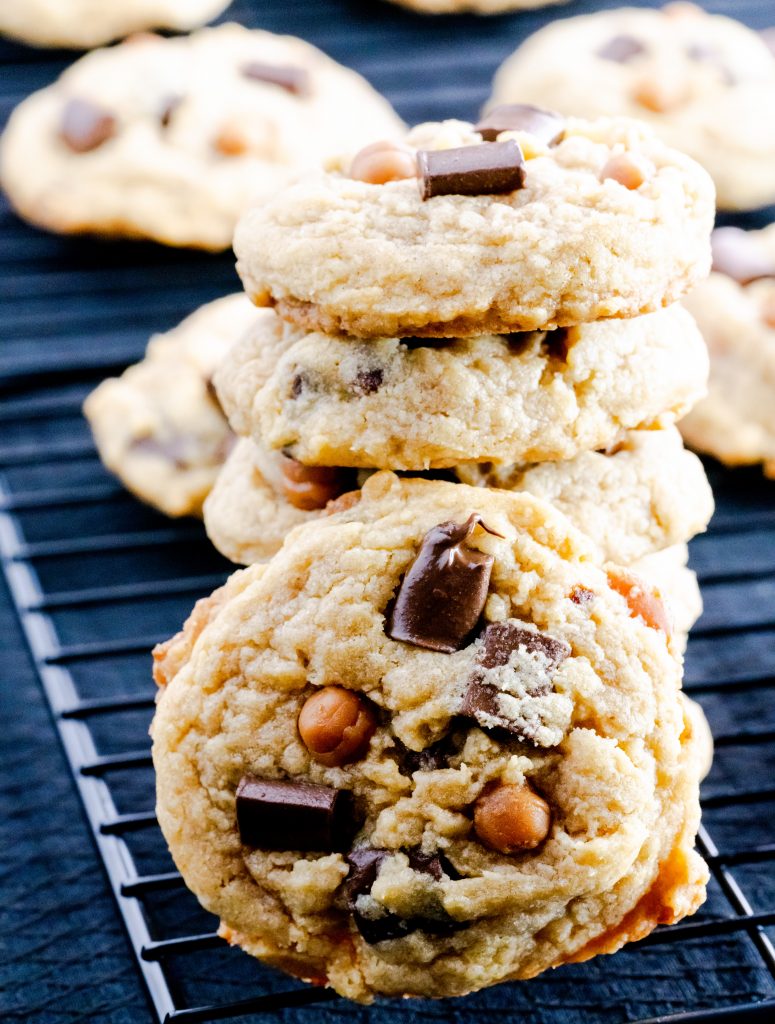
left=2, top=0, right=775, bottom=1021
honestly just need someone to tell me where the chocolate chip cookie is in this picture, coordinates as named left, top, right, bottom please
left=153, top=473, right=708, bottom=1001
left=680, top=225, right=775, bottom=476
left=213, top=303, right=708, bottom=469
left=0, top=1, right=230, bottom=49
left=0, top=24, right=404, bottom=249
left=234, top=113, right=713, bottom=337
left=84, top=294, right=257, bottom=517
left=490, top=3, right=775, bottom=212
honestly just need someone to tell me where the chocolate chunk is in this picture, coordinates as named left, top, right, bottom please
left=475, top=104, right=565, bottom=146
left=460, top=622, right=570, bottom=739
left=290, top=372, right=307, bottom=398
left=569, top=585, right=595, bottom=606
left=711, top=227, right=775, bottom=285
left=279, top=454, right=357, bottom=511
left=386, top=514, right=500, bottom=653
left=417, top=141, right=525, bottom=201
left=60, top=98, right=116, bottom=153
left=352, top=367, right=383, bottom=396
left=345, top=846, right=460, bottom=944
left=477, top=621, right=570, bottom=673
left=391, top=734, right=457, bottom=776
left=236, top=777, right=355, bottom=852
left=597, top=34, right=646, bottom=63
left=159, top=94, right=182, bottom=128
left=241, top=61, right=310, bottom=95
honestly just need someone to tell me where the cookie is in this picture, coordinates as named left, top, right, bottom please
left=629, top=544, right=701, bottom=648
left=386, top=0, right=567, bottom=14
left=84, top=293, right=257, bottom=518
left=204, top=427, right=712, bottom=570
left=490, top=3, right=775, bottom=212
left=0, top=0, right=230, bottom=49
left=234, top=114, right=713, bottom=338
left=680, top=225, right=775, bottom=476
left=152, top=472, right=708, bottom=1001
left=0, top=24, right=404, bottom=250
left=214, top=303, right=708, bottom=469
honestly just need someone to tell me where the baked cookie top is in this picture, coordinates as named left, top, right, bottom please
left=0, top=24, right=404, bottom=250
left=214, top=303, right=708, bottom=468
left=0, top=0, right=230, bottom=49
left=204, top=426, right=712, bottom=572
left=234, top=114, right=713, bottom=337
left=153, top=473, right=707, bottom=1001
left=490, top=3, right=775, bottom=212
left=84, top=293, right=257, bottom=518
left=681, top=224, right=775, bottom=476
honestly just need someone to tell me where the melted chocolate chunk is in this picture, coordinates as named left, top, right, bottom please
left=711, top=227, right=775, bottom=285
left=236, top=777, right=356, bottom=852
left=596, top=34, right=646, bottom=63
left=345, top=846, right=461, bottom=944
left=417, top=141, right=525, bottom=201
left=386, top=514, right=500, bottom=653
left=475, top=104, right=565, bottom=146
left=159, top=94, right=182, bottom=128
left=241, top=61, right=310, bottom=95
left=60, top=98, right=116, bottom=153
left=352, top=367, right=384, bottom=396
left=460, top=622, right=570, bottom=739
left=278, top=455, right=357, bottom=511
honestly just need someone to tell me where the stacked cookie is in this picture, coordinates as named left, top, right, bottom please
left=152, top=106, right=721, bottom=1001
left=203, top=106, right=714, bottom=642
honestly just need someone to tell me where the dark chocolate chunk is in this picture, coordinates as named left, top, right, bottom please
left=596, top=34, right=646, bottom=63
left=278, top=455, right=357, bottom=511
left=236, top=776, right=356, bottom=852
left=60, top=98, right=116, bottom=153
left=477, top=621, right=570, bottom=673
left=386, top=514, right=500, bottom=653
left=417, top=141, right=525, bottom=201
left=241, top=61, right=310, bottom=95
left=159, top=94, right=182, bottom=128
left=711, top=227, right=775, bottom=285
left=352, top=367, right=384, bottom=396
left=475, top=104, right=565, bottom=146
left=345, top=846, right=461, bottom=944
left=460, top=622, right=570, bottom=739
left=390, top=734, right=458, bottom=776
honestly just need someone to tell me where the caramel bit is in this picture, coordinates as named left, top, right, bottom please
left=632, top=77, right=688, bottom=113
left=473, top=783, right=551, bottom=854
left=607, top=568, right=672, bottom=637
left=569, top=585, right=595, bottom=607
left=349, top=141, right=417, bottom=184
left=214, top=124, right=249, bottom=156
left=278, top=453, right=356, bottom=511
left=298, top=686, right=377, bottom=767
left=600, top=152, right=654, bottom=190
left=325, top=489, right=362, bottom=516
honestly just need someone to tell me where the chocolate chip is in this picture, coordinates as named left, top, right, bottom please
left=597, top=34, right=646, bottom=62
left=345, top=846, right=461, bottom=944
left=241, top=61, right=310, bottom=95
left=60, top=98, right=116, bottom=153
left=236, top=777, right=356, bottom=852
left=278, top=454, right=357, bottom=511
left=475, top=104, right=565, bottom=146
left=570, top=585, right=596, bottom=606
left=417, top=141, right=525, bottom=201
left=159, top=94, right=182, bottom=128
left=130, top=435, right=190, bottom=470
left=352, top=367, right=383, bottom=396
left=290, top=372, right=307, bottom=398
left=386, top=514, right=500, bottom=653
left=460, top=622, right=570, bottom=740
left=711, top=227, right=775, bottom=285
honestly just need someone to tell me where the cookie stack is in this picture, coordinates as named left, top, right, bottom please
left=203, top=106, right=714, bottom=644
left=153, top=106, right=719, bottom=1001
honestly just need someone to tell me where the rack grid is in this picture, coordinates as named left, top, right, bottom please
left=2, top=1, right=775, bottom=1021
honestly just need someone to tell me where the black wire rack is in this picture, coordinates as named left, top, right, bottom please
left=2, top=1, right=775, bottom=1022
